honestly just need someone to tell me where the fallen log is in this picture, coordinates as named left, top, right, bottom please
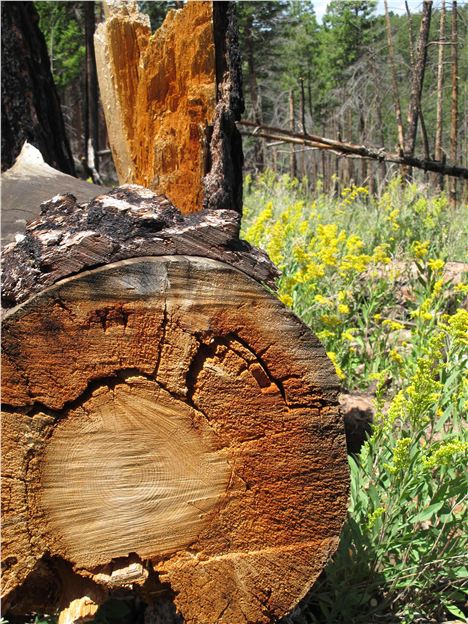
left=1, top=187, right=349, bottom=624
left=1, top=142, right=110, bottom=244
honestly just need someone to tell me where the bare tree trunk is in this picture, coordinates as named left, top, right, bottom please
left=384, top=0, right=405, bottom=155
left=359, top=105, right=367, bottom=185
left=289, top=89, right=297, bottom=179
left=449, top=1, right=458, bottom=205
left=406, top=1, right=430, bottom=163
left=245, top=17, right=264, bottom=172
left=404, top=0, right=432, bottom=177
left=84, top=2, right=102, bottom=184
left=299, top=78, right=306, bottom=178
left=406, top=0, right=416, bottom=67
left=433, top=0, right=447, bottom=189
left=1, top=2, right=75, bottom=174
left=321, top=122, right=327, bottom=190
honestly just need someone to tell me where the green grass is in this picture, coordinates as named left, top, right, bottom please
left=242, top=172, right=468, bottom=624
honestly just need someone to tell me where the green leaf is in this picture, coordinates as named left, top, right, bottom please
left=411, top=500, right=445, bottom=523
left=443, top=601, right=466, bottom=619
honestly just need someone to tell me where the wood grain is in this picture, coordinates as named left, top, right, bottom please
left=2, top=256, right=349, bottom=623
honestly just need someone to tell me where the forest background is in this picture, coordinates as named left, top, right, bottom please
left=29, top=0, right=468, bottom=200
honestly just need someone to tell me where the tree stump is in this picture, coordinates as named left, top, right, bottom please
left=2, top=187, right=349, bottom=624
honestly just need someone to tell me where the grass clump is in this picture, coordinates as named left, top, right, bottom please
left=242, top=172, right=468, bottom=623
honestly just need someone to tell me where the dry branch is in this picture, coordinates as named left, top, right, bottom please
left=238, top=120, right=468, bottom=180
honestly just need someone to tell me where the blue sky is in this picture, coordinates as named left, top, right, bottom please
left=313, top=0, right=453, bottom=23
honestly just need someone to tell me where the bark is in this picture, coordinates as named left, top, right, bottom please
left=384, top=0, right=405, bottom=154
left=1, top=185, right=276, bottom=310
left=1, top=188, right=349, bottom=624
left=404, top=1, right=432, bottom=166
left=434, top=0, right=446, bottom=190
left=94, top=1, right=243, bottom=214
left=449, top=1, right=459, bottom=205
left=1, top=1, right=75, bottom=175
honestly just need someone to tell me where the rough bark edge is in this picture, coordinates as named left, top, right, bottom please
left=202, top=2, right=244, bottom=213
left=1, top=185, right=278, bottom=310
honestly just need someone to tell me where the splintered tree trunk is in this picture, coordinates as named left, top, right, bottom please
left=94, top=0, right=244, bottom=214
left=1, top=187, right=349, bottom=624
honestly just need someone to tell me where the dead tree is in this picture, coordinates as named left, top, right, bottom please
left=289, top=90, right=298, bottom=178
left=449, top=1, right=459, bottom=205
left=384, top=0, right=405, bottom=155
left=84, top=1, right=102, bottom=184
left=1, top=3, right=349, bottom=623
left=1, top=1, right=75, bottom=174
left=434, top=0, right=447, bottom=190
left=404, top=0, right=433, bottom=177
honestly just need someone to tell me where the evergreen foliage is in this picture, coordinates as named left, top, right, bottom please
left=35, top=2, right=85, bottom=89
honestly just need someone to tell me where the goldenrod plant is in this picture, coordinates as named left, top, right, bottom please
left=243, top=172, right=468, bottom=623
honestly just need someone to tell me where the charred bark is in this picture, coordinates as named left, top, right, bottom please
left=1, top=1, right=75, bottom=174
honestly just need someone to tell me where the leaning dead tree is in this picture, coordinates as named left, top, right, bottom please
left=238, top=120, right=468, bottom=180
left=1, top=3, right=349, bottom=624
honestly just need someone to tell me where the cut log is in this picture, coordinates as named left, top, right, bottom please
left=1, top=189, right=349, bottom=624
left=94, top=0, right=243, bottom=214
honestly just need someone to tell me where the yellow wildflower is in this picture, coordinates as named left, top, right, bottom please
left=411, top=240, right=430, bottom=259
left=423, top=440, right=468, bottom=470
left=428, top=258, right=444, bottom=272
left=384, top=437, right=412, bottom=474
left=327, top=351, right=346, bottom=380
left=389, top=348, right=404, bottom=364
left=279, top=293, right=293, bottom=308
left=382, top=319, right=405, bottom=331
left=447, top=309, right=468, bottom=347
left=314, top=294, right=332, bottom=306
left=338, top=303, right=350, bottom=315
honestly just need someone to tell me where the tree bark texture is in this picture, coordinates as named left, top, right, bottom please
left=404, top=1, right=432, bottom=161
left=1, top=185, right=276, bottom=310
left=449, top=1, right=459, bottom=204
left=94, top=0, right=244, bottom=214
left=0, top=1, right=75, bottom=175
left=1, top=188, right=349, bottom=624
left=434, top=0, right=446, bottom=189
